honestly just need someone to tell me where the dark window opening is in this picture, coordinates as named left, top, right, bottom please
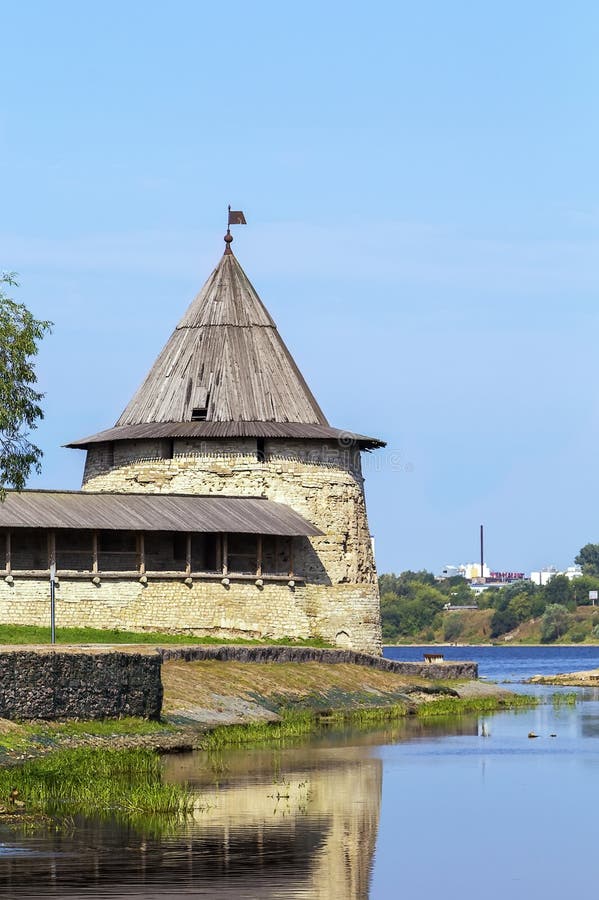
left=56, top=530, right=93, bottom=571
left=11, top=529, right=47, bottom=570
left=98, top=530, right=137, bottom=572
left=143, top=531, right=184, bottom=572
left=173, top=533, right=187, bottom=562
left=257, top=438, right=265, bottom=462
left=191, top=389, right=211, bottom=421
left=191, top=534, right=219, bottom=572
left=227, top=534, right=258, bottom=574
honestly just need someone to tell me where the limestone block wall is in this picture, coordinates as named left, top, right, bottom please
left=78, top=437, right=383, bottom=654
left=0, top=576, right=382, bottom=654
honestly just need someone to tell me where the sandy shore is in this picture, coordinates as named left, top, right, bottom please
left=529, top=668, right=599, bottom=686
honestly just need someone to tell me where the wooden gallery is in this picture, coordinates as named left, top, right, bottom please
left=0, top=224, right=385, bottom=654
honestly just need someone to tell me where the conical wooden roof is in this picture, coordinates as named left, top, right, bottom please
left=67, top=242, right=385, bottom=450
left=116, top=249, right=328, bottom=427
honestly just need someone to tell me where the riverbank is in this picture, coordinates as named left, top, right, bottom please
left=0, top=657, right=517, bottom=764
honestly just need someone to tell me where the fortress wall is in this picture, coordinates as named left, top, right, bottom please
left=0, top=577, right=381, bottom=654
left=79, top=438, right=382, bottom=654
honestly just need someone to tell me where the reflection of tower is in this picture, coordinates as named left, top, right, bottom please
left=306, top=756, right=381, bottom=899
left=163, top=745, right=382, bottom=898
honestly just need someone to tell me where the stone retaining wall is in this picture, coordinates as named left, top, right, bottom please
left=159, top=645, right=478, bottom=680
left=0, top=651, right=162, bottom=721
left=0, top=645, right=476, bottom=722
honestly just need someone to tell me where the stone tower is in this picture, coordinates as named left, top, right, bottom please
left=68, top=228, right=384, bottom=654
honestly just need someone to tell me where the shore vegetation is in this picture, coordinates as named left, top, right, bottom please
left=380, top=561, right=599, bottom=644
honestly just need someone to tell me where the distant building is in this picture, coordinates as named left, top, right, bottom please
left=530, top=565, right=582, bottom=585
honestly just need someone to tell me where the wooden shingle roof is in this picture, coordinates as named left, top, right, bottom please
left=66, top=420, right=385, bottom=449
left=118, top=249, right=327, bottom=427
left=67, top=243, right=385, bottom=450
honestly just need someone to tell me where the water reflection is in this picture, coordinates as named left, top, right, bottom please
left=0, top=717, right=478, bottom=899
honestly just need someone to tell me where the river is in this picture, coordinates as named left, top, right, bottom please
left=1, top=646, right=599, bottom=899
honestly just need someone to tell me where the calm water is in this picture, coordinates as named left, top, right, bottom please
left=1, top=646, right=599, bottom=899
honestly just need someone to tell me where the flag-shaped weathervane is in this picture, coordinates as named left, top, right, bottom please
left=228, top=207, right=247, bottom=226
left=224, top=206, right=246, bottom=251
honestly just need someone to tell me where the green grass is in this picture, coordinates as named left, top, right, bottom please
left=0, top=623, right=332, bottom=647
left=550, top=692, right=578, bottom=706
left=200, top=695, right=536, bottom=749
left=0, top=748, right=193, bottom=830
left=0, top=717, right=176, bottom=756
left=416, top=694, right=537, bottom=717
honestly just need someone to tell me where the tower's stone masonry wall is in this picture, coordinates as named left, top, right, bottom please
left=77, top=438, right=381, bottom=654
left=0, top=577, right=381, bottom=654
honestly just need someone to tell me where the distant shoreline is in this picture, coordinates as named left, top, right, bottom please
left=384, top=642, right=599, bottom=649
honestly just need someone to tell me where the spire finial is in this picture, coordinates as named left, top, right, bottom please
left=224, top=206, right=247, bottom=253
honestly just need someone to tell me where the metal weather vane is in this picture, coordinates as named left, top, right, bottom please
left=224, top=205, right=247, bottom=252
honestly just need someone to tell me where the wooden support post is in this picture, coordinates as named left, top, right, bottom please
left=137, top=533, right=146, bottom=575
left=48, top=531, right=56, bottom=573
left=5, top=531, right=11, bottom=575
left=92, top=531, right=98, bottom=574
left=186, top=534, right=192, bottom=575
left=257, top=535, right=263, bottom=577
left=222, top=534, right=228, bottom=576
left=289, top=538, right=294, bottom=578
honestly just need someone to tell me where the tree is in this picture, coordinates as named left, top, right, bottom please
left=544, top=574, right=574, bottom=609
left=540, top=604, right=570, bottom=643
left=0, top=274, right=51, bottom=497
left=575, top=544, right=599, bottom=577
left=490, top=607, right=518, bottom=638
left=570, top=574, right=599, bottom=606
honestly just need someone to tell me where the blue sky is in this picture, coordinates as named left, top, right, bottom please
left=2, top=1, right=599, bottom=575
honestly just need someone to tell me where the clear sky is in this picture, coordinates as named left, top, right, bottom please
left=2, top=1, right=598, bottom=576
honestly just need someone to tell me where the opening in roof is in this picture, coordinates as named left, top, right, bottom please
left=191, top=408, right=208, bottom=421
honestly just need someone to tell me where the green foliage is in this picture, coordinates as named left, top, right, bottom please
left=575, top=544, right=599, bottom=577
left=0, top=274, right=52, bottom=497
left=507, top=592, right=535, bottom=624
left=568, top=623, right=587, bottom=643
left=570, top=574, right=599, bottom=605
left=540, top=604, right=571, bottom=643
left=543, top=575, right=574, bottom=609
left=380, top=573, right=448, bottom=641
left=379, top=561, right=599, bottom=644
left=490, top=607, right=518, bottom=638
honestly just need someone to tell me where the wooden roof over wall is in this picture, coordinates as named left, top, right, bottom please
left=0, top=491, right=321, bottom=536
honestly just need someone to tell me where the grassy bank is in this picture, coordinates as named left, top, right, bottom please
left=0, top=747, right=194, bottom=833
left=0, top=623, right=332, bottom=647
left=0, top=656, right=526, bottom=763
left=0, top=695, right=538, bottom=823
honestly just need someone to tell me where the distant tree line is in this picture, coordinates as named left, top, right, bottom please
left=380, top=543, right=599, bottom=644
